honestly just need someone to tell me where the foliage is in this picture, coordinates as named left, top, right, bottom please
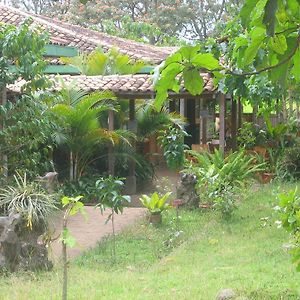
left=278, top=188, right=300, bottom=271
left=61, top=47, right=145, bottom=75
left=43, top=0, right=241, bottom=45
left=237, top=122, right=257, bottom=149
left=157, top=124, right=189, bottom=170
left=51, top=88, right=134, bottom=180
left=95, top=176, right=131, bottom=214
left=153, top=0, right=300, bottom=110
left=184, top=150, right=264, bottom=217
left=0, top=95, right=57, bottom=178
left=95, top=176, right=130, bottom=259
left=0, top=173, right=57, bottom=230
left=0, top=19, right=48, bottom=91
left=277, top=142, right=300, bottom=180
left=136, top=106, right=185, bottom=139
left=139, top=192, right=172, bottom=214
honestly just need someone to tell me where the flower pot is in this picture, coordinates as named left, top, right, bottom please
left=261, top=172, right=274, bottom=184
left=253, top=146, right=267, bottom=158
left=149, top=213, right=162, bottom=225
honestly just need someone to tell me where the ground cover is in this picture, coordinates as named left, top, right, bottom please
left=0, top=182, right=300, bottom=299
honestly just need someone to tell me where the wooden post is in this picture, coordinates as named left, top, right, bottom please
left=0, top=87, right=7, bottom=177
left=180, top=99, right=186, bottom=117
left=231, top=97, right=237, bottom=150
left=126, top=99, right=137, bottom=195
left=252, top=105, right=258, bottom=125
left=199, top=98, right=207, bottom=144
left=169, top=99, right=176, bottom=113
left=219, top=93, right=226, bottom=155
left=237, top=97, right=242, bottom=130
left=108, top=110, right=115, bottom=176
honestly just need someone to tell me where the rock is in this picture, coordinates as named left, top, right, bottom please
left=176, top=173, right=199, bottom=208
left=0, top=213, right=52, bottom=272
left=216, top=288, right=236, bottom=300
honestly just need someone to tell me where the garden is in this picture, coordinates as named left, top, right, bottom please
left=1, top=0, right=300, bottom=299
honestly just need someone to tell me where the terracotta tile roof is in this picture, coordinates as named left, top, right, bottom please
left=7, top=74, right=214, bottom=97
left=0, top=5, right=176, bottom=64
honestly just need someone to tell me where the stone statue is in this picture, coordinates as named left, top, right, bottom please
left=176, top=173, right=199, bottom=209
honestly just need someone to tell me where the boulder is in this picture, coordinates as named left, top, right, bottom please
left=216, top=289, right=236, bottom=300
left=0, top=213, right=52, bottom=272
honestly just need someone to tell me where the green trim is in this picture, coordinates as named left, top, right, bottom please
left=44, top=44, right=78, bottom=57
left=137, top=66, right=155, bottom=74
left=44, top=65, right=80, bottom=74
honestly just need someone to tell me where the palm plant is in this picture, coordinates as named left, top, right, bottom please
left=61, top=47, right=145, bottom=76
left=51, top=88, right=134, bottom=180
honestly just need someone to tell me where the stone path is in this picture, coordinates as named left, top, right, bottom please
left=49, top=207, right=146, bottom=262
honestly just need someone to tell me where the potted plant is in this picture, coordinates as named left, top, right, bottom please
left=139, top=192, right=172, bottom=224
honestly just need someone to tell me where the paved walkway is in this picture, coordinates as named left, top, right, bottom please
left=49, top=168, right=180, bottom=262
left=49, top=207, right=146, bottom=261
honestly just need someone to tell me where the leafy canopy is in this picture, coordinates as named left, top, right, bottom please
left=153, top=0, right=300, bottom=110
left=0, top=19, right=48, bottom=91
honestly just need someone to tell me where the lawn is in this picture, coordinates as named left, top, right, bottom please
left=1, top=182, right=300, bottom=300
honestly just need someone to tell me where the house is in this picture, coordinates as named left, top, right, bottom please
left=0, top=5, right=236, bottom=193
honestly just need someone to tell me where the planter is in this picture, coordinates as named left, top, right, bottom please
left=260, top=172, right=274, bottom=184
left=149, top=213, right=162, bottom=225
left=253, top=146, right=267, bottom=158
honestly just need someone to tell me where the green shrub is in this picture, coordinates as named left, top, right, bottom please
left=184, top=150, right=263, bottom=217
left=277, top=188, right=300, bottom=271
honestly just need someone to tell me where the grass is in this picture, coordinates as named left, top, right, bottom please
left=1, top=182, right=300, bottom=299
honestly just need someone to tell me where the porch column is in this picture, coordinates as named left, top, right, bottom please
left=180, top=98, right=187, bottom=117
left=108, top=110, right=115, bottom=175
left=231, top=97, right=237, bottom=150
left=169, top=99, right=176, bottom=113
left=0, top=87, right=7, bottom=177
left=126, top=99, right=137, bottom=195
left=237, top=97, right=243, bottom=130
left=199, top=98, right=208, bottom=144
left=219, top=93, right=226, bottom=155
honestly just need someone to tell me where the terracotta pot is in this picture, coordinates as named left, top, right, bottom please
left=253, top=146, right=267, bottom=158
left=261, top=172, right=274, bottom=184
left=149, top=213, right=162, bottom=225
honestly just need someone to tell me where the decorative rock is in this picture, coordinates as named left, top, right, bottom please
left=0, top=213, right=52, bottom=272
left=216, top=289, right=236, bottom=300
left=176, top=173, right=199, bottom=208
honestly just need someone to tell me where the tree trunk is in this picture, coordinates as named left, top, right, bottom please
left=62, top=218, right=68, bottom=300
left=69, top=151, right=74, bottom=181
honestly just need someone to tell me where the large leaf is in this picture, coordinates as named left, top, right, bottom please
left=183, top=68, right=204, bottom=95
left=191, top=53, right=220, bottom=70
left=269, top=34, right=287, bottom=55
left=263, top=0, right=278, bottom=36
left=243, top=27, right=266, bottom=66
left=291, top=48, right=300, bottom=81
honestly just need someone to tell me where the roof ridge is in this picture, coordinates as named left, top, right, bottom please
left=0, top=5, right=175, bottom=63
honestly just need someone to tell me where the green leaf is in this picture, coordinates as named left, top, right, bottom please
left=263, top=0, right=278, bottom=36
left=269, top=35, right=287, bottom=54
left=191, top=53, right=220, bottom=70
left=179, top=45, right=201, bottom=61
left=240, top=0, right=260, bottom=26
left=243, top=27, right=266, bottom=66
left=291, top=48, right=300, bottom=81
left=61, top=228, right=76, bottom=247
left=183, top=68, right=204, bottom=96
